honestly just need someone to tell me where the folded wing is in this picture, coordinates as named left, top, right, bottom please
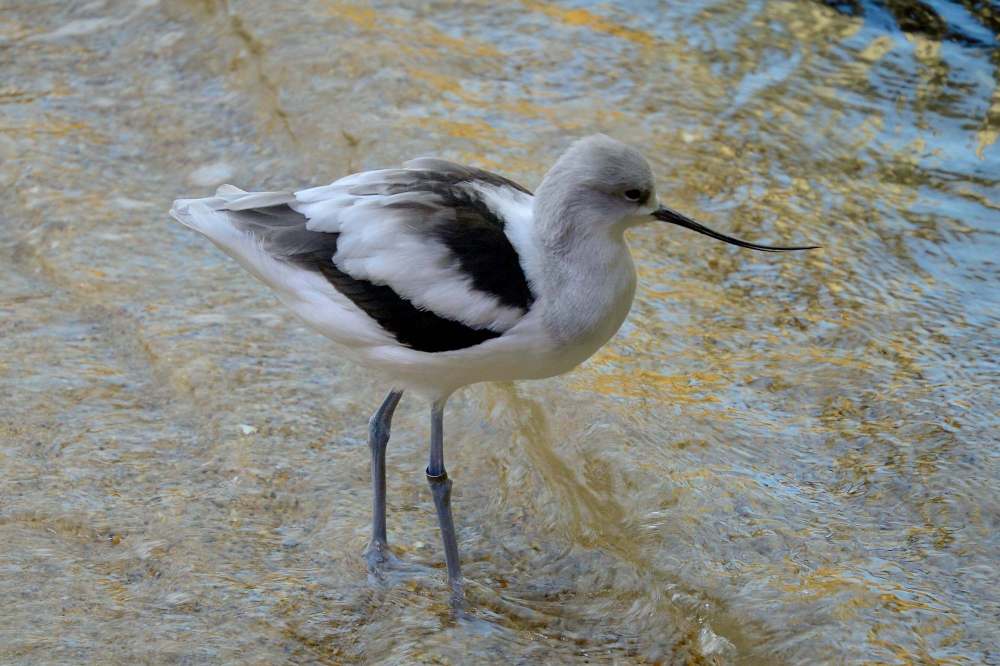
left=199, top=161, right=536, bottom=353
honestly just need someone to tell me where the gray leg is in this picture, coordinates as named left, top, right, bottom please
left=426, top=399, right=463, bottom=602
left=363, top=389, right=403, bottom=573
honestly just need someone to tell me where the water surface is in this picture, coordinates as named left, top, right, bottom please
left=1, top=0, right=998, bottom=663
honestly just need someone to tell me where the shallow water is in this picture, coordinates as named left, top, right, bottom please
left=1, top=0, right=998, bottom=663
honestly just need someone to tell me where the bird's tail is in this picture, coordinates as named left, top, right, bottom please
left=170, top=184, right=298, bottom=243
left=169, top=184, right=253, bottom=234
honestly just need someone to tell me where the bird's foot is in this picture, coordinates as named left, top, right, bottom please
left=363, top=540, right=401, bottom=580
left=448, top=578, right=466, bottom=615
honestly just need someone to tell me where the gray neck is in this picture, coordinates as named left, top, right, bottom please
left=532, top=198, right=638, bottom=350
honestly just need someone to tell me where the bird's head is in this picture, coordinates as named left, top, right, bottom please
left=535, top=133, right=817, bottom=253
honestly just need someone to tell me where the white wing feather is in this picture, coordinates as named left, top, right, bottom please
left=291, top=168, right=532, bottom=332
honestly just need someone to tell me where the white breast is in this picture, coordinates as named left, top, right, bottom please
left=532, top=235, right=638, bottom=372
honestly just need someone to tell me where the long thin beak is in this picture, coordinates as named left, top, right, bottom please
left=652, top=206, right=819, bottom=252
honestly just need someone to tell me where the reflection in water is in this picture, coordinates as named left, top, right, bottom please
left=819, top=0, right=999, bottom=47
left=1, top=0, right=997, bottom=663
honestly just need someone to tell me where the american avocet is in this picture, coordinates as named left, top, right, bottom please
left=170, top=134, right=815, bottom=604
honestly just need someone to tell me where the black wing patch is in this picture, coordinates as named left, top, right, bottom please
left=231, top=204, right=504, bottom=353
left=304, top=250, right=503, bottom=352
left=429, top=188, right=534, bottom=311
left=400, top=157, right=533, bottom=195
left=344, top=169, right=536, bottom=312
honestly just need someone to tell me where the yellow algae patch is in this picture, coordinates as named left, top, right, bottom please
left=781, top=565, right=868, bottom=597
left=867, top=625, right=966, bottom=666
left=975, top=83, right=999, bottom=159
left=521, top=0, right=657, bottom=49
left=586, top=346, right=628, bottom=367
left=956, top=185, right=1000, bottom=212
left=766, top=346, right=873, bottom=372
left=328, top=2, right=499, bottom=58
left=907, top=32, right=941, bottom=65
left=770, top=0, right=862, bottom=43
left=574, top=368, right=726, bottom=404
left=420, top=25, right=500, bottom=59
left=496, top=98, right=566, bottom=124
left=877, top=592, right=936, bottom=614
left=0, top=117, right=103, bottom=142
left=328, top=2, right=378, bottom=30
left=407, top=68, right=467, bottom=97
left=858, top=34, right=897, bottom=63
left=415, top=116, right=514, bottom=146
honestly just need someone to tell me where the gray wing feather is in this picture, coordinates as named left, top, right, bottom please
left=227, top=205, right=337, bottom=261
left=402, top=158, right=532, bottom=194
left=218, top=188, right=297, bottom=211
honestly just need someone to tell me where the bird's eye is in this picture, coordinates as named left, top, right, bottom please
left=624, top=189, right=642, bottom=202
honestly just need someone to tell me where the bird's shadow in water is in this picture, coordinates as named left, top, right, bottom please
left=278, top=384, right=728, bottom=661
left=483, top=383, right=635, bottom=560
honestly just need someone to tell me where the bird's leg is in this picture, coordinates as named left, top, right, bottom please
left=363, top=389, right=403, bottom=574
left=426, top=399, right=463, bottom=603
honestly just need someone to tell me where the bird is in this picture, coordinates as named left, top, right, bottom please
left=170, top=134, right=816, bottom=605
